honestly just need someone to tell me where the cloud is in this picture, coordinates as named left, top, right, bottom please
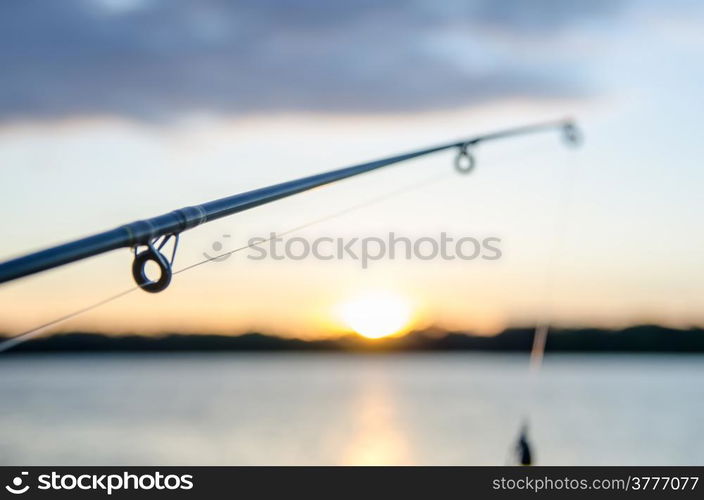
left=0, top=0, right=624, bottom=121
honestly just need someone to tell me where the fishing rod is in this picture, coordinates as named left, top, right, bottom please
left=0, top=119, right=579, bottom=293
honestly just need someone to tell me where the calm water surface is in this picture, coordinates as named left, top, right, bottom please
left=0, top=353, right=702, bottom=465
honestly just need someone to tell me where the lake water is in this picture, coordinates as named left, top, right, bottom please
left=0, top=353, right=702, bottom=465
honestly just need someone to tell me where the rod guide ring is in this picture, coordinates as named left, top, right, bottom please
left=131, top=235, right=178, bottom=293
left=562, top=122, right=581, bottom=146
left=454, top=143, right=475, bottom=174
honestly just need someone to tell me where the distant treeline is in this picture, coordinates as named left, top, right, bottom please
left=3, top=325, right=704, bottom=353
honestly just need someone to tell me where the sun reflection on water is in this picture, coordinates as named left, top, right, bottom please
left=343, top=373, right=413, bottom=465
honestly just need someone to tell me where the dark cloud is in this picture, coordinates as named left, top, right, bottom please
left=0, top=0, right=622, bottom=121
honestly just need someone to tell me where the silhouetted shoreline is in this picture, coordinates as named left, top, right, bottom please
left=2, top=325, right=704, bottom=353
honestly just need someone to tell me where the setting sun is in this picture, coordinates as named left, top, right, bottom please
left=338, top=291, right=413, bottom=339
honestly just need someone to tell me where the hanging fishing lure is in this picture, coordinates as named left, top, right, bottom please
left=510, top=125, right=582, bottom=465
left=514, top=420, right=533, bottom=466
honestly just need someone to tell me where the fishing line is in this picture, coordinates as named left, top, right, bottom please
left=174, top=171, right=452, bottom=274
left=0, top=171, right=452, bottom=354
left=512, top=143, right=581, bottom=465
left=0, top=287, right=139, bottom=353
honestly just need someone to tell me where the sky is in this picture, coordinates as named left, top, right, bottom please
left=0, top=0, right=703, bottom=338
